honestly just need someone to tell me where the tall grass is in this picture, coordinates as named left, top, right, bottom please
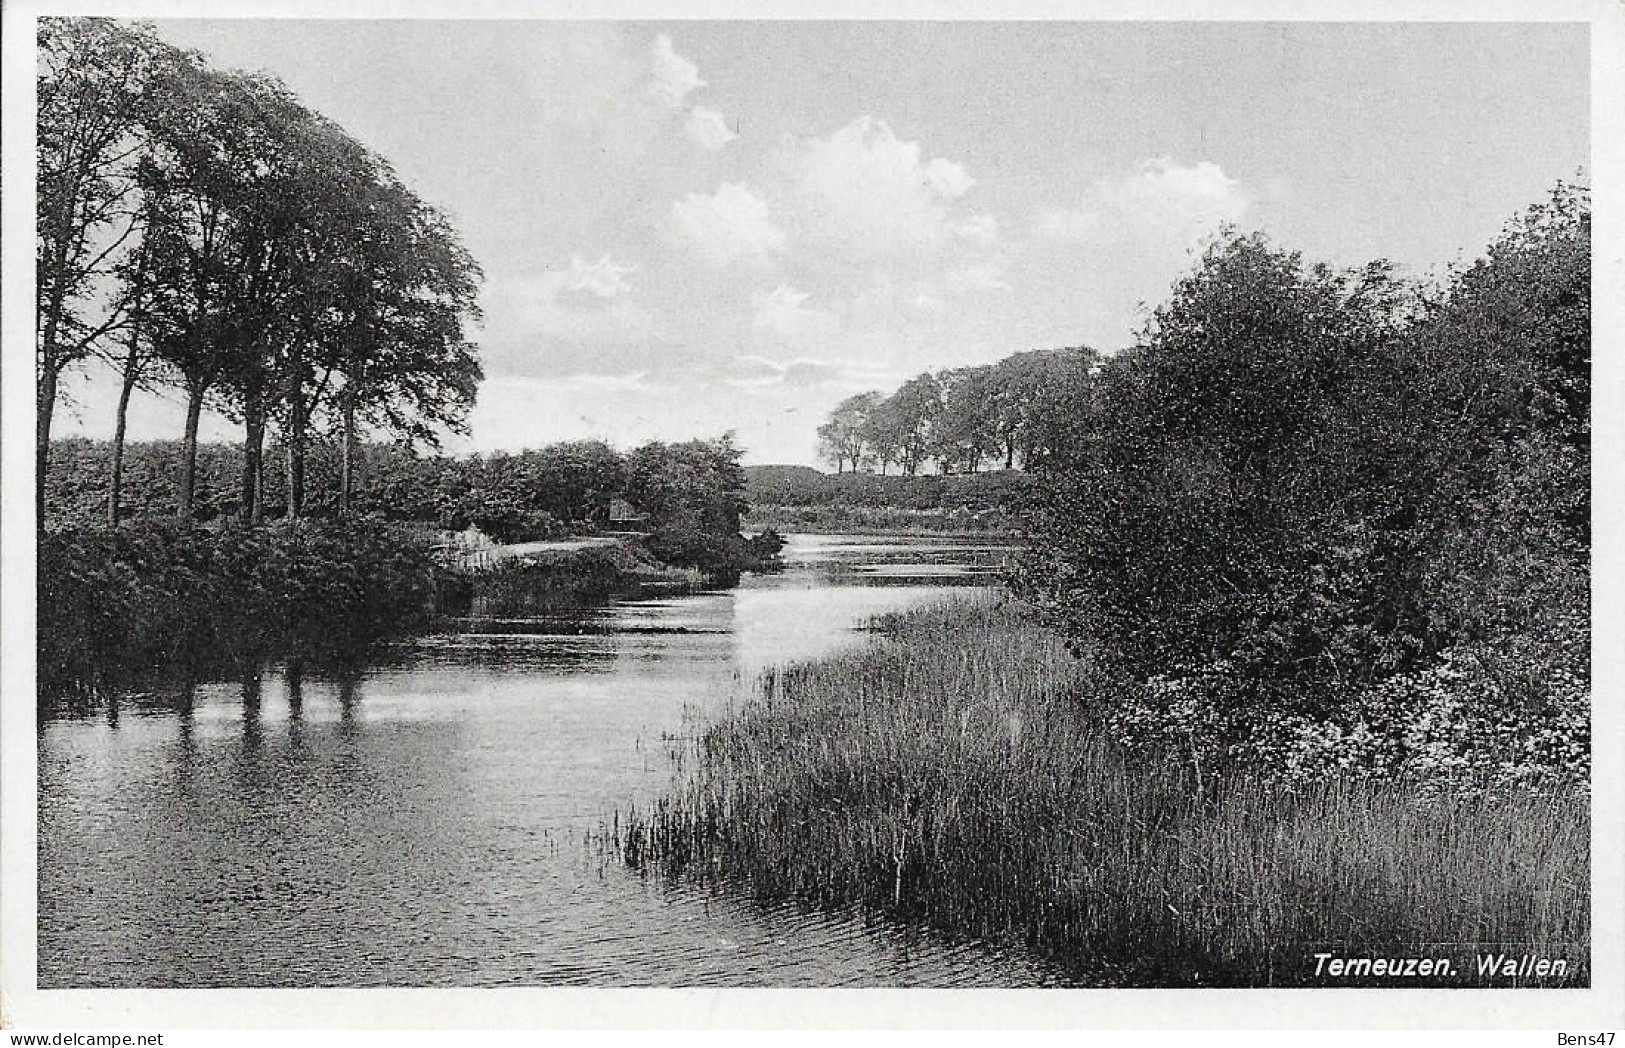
left=619, top=596, right=1589, bottom=986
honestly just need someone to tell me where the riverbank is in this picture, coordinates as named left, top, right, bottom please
left=38, top=519, right=441, bottom=699
left=743, top=465, right=1027, bottom=536
left=616, top=596, right=1590, bottom=987
left=37, top=520, right=784, bottom=700
left=743, top=507, right=1013, bottom=537
left=442, top=540, right=709, bottom=616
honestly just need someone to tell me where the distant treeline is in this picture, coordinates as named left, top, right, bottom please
left=49, top=436, right=616, bottom=541
left=47, top=433, right=774, bottom=564
left=743, top=465, right=1028, bottom=533
left=816, top=347, right=1096, bottom=475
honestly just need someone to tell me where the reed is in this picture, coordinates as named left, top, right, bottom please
left=618, top=596, right=1590, bottom=986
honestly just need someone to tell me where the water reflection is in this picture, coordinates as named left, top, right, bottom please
left=38, top=532, right=1045, bottom=988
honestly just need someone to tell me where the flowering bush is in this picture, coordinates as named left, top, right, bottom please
left=1106, top=647, right=1588, bottom=795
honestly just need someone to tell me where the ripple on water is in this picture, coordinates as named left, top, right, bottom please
left=38, top=533, right=1053, bottom=988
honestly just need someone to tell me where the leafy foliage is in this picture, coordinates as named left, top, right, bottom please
left=36, top=18, right=483, bottom=524
left=1012, top=187, right=1589, bottom=790
left=38, top=519, right=441, bottom=696
left=812, top=347, right=1099, bottom=476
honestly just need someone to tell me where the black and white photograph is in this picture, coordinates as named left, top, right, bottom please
left=2, top=0, right=1621, bottom=1034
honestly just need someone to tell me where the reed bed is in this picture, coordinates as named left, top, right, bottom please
left=617, top=596, right=1589, bottom=986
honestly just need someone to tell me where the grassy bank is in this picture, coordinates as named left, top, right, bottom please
left=743, top=465, right=1027, bottom=535
left=444, top=543, right=709, bottom=616
left=617, top=597, right=1589, bottom=987
left=744, top=505, right=1013, bottom=535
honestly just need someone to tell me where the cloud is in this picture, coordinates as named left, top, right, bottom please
left=524, top=29, right=730, bottom=156
left=1024, top=158, right=1260, bottom=348
left=648, top=34, right=705, bottom=110
left=685, top=106, right=737, bottom=151
left=565, top=255, right=637, bottom=298
left=788, top=116, right=978, bottom=258
left=1034, top=208, right=1102, bottom=241
left=751, top=284, right=839, bottom=339
left=925, top=157, right=975, bottom=198
left=1036, top=157, right=1251, bottom=246
left=727, top=354, right=883, bottom=391
left=670, top=182, right=786, bottom=266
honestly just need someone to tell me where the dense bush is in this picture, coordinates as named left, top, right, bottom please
left=38, top=519, right=441, bottom=697
left=39, top=435, right=782, bottom=696
left=1013, top=185, right=1590, bottom=790
left=457, top=548, right=642, bottom=616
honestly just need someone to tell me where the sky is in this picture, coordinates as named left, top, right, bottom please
left=51, top=19, right=1589, bottom=466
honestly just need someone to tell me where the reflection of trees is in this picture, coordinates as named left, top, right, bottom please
left=240, top=665, right=263, bottom=753
left=285, top=659, right=305, bottom=719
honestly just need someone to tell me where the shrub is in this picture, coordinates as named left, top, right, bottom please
left=38, top=519, right=438, bottom=697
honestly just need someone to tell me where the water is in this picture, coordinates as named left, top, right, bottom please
left=37, top=533, right=1062, bottom=987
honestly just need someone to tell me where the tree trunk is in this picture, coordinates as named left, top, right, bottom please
left=339, top=393, right=357, bottom=518
left=178, top=383, right=205, bottom=521
left=255, top=453, right=265, bottom=526
left=285, top=658, right=305, bottom=718
left=241, top=397, right=265, bottom=526
left=36, top=222, right=73, bottom=531
left=37, top=366, right=59, bottom=530
left=108, top=341, right=141, bottom=526
left=284, top=395, right=306, bottom=520
left=109, top=240, right=150, bottom=527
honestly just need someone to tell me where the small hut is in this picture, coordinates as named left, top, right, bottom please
left=607, top=498, right=648, bottom=528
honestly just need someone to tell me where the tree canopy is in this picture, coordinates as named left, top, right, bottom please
left=35, top=17, right=484, bottom=526
left=1011, top=187, right=1589, bottom=786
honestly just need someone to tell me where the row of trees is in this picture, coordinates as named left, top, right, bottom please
left=816, top=347, right=1097, bottom=476
left=45, top=432, right=766, bottom=567
left=1013, top=185, right=1589, bottom=786
left=37, top=18, right=482, bottom=529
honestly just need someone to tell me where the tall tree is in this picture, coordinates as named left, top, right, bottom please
left=105, top=224, right=153, bottom=524
left=234, top=102, right=384, bottom=522
left=1019, top=346, right=1100, bottom=468
left=817, top=391, right=880, bottom=473
left=137, top=64, right=351, bottom=520
left=35, top=18, right=178, bottom=525
left=328, top=170, right=484, bottom=516
left=888, top=373, right=944, bottom=476
left=936, top=366, right=998, bottom=473
left=860, top=401, right=901, bottom=475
